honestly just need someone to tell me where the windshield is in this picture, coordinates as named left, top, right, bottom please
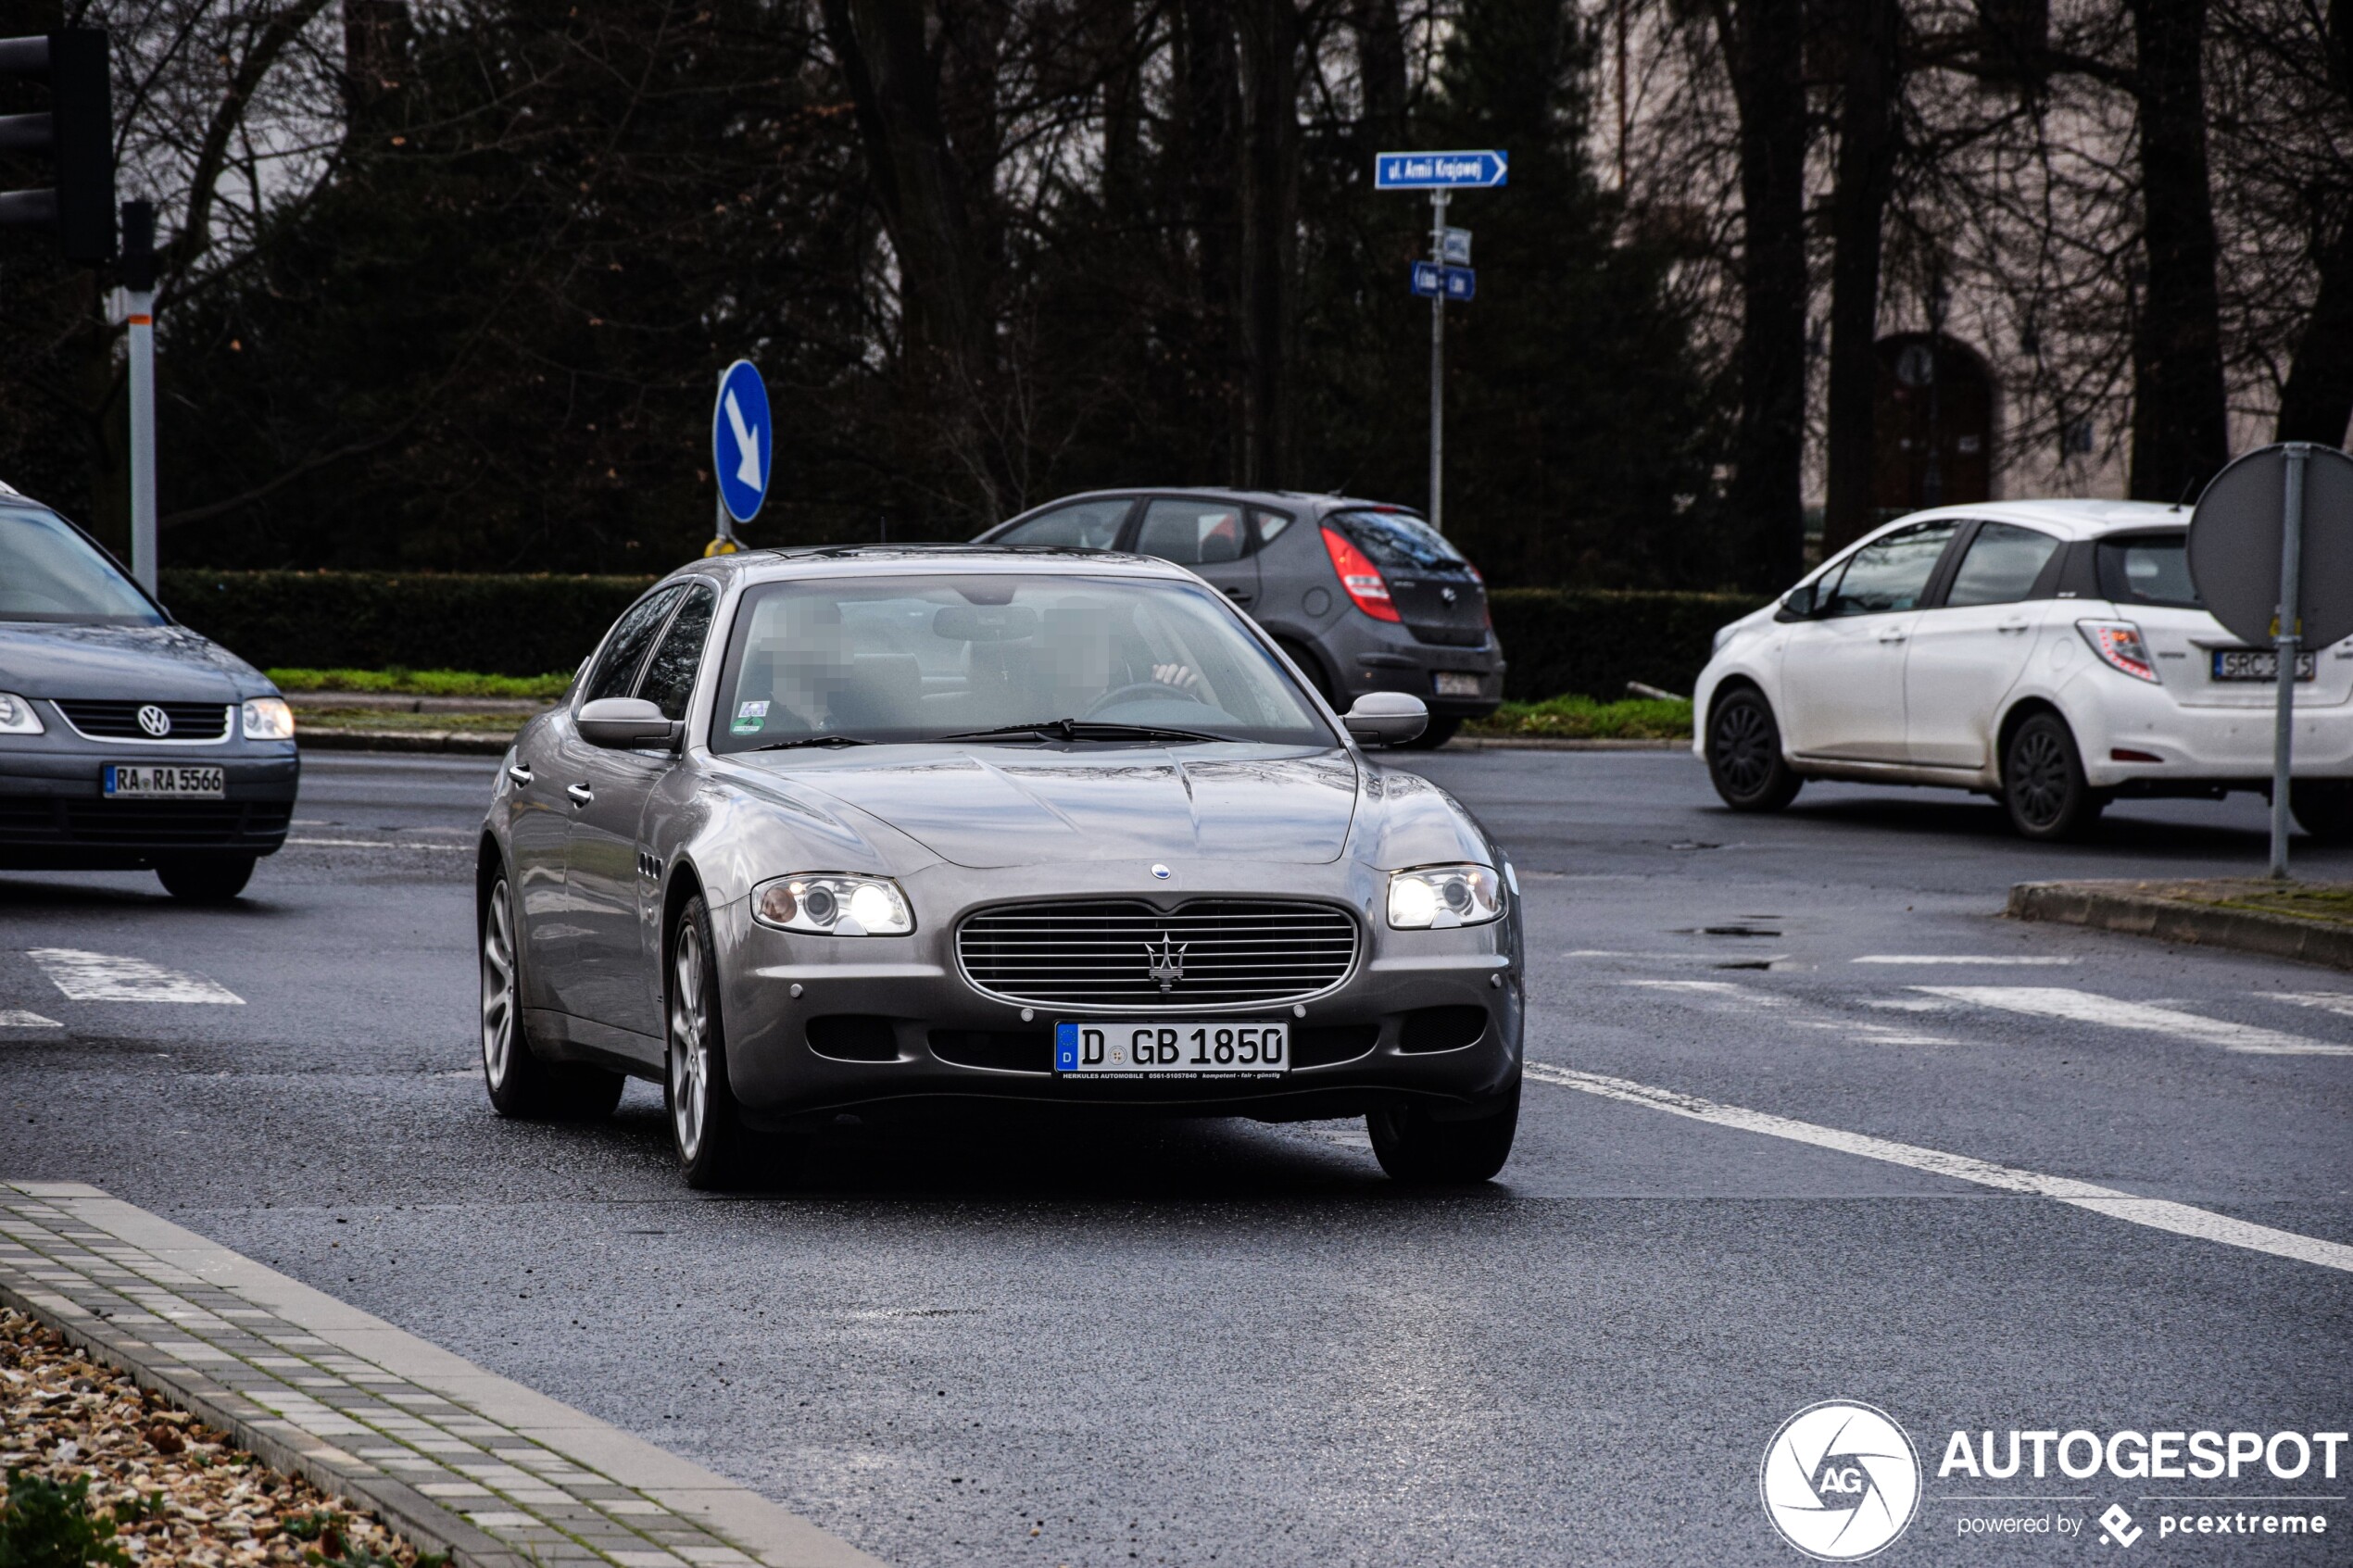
left=2096, top=533, right=2201, bottom=608
left=0, top=507, right=163, bottom=624
left=1325, top=508, right=1470, bottom=573
left=709, top=574, right=1334, bottom=752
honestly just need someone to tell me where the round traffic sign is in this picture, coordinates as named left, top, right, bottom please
left=2187, top=444, right=2353, bottom=650
left=711, top=359, right=772, bottom=524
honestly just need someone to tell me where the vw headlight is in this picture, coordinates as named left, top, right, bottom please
left=752, top=874, right=913, bottom=936
left=241, top=696, right=296, bottom=740
left=0, top=692, right=44, bottom=735
left=1387, top=864, right=1505, bottom=930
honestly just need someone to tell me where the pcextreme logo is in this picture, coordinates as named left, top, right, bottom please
left=1761, top=1400, right=1923, bottom=1561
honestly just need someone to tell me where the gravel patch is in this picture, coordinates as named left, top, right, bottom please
left=0, top=1308, right=441, bottom=1568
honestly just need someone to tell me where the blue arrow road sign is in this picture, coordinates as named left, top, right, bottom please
left=712, top=359, right=772, bottom=523
left=1411, top=260, right=1442, bottom=297
left=1444, top=266, right=1476, bottom=301
left=1375, top=149, right=1508, bottom=190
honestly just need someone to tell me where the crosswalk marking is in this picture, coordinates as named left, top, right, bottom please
left=0, top=1010, right=61, bottom=1029
left=1525, top=1062, right=2353, bottom=1274
left=2271, top=992, right=2353, bottom=1022
left=1852, top=954, right=2079, bottom=966
left=26, top=950, right=244, bottom=1005
left=1914, top=985, right=2352, bottom=1056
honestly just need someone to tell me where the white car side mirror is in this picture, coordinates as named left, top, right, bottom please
left=1343, top=692, right=1428, bottom=747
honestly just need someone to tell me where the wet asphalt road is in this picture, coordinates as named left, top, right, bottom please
left=2, top=748, right=2349, bottom=1567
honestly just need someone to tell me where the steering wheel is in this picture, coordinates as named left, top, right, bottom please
left=1085, top=681, right=1204, bottom=716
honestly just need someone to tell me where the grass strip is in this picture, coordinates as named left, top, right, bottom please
left=1464, top=695, right=1693, bottom=741
left=267, top=668, right=571, bottom=699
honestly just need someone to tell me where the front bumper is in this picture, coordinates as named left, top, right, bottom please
left=710, top=858, right=1524, bottom=1123
left=0, top=744, right=297, bottom=869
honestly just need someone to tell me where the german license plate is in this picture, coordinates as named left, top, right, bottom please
left=1054, top=1020, right=1290, bottom=1077
left=2211, top=648, right=2316, bottom=682
left=1434, top=671, right=1482, bottom=697
left=103, top=764, right=225, bottom=799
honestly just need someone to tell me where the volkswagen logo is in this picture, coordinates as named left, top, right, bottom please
left=1759, top=1401, right=1919, bottom=1561
left=1144, top=934, right=1187, bottom=991
left=135, top=705, right=171, bottom=737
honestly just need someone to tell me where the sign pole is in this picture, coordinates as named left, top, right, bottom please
left=1428, top=190, right=1448, bottom=534
left=122, top=200, right=157, bottom=595
left=2270, top=443, right=2309, bottom=880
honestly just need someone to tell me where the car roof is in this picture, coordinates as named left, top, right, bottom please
left=684, top=543, right=1204, bottom=589
left=1873, top=497, right=2190, bottom=542
left=1003, top=487, right=1417, bottom=521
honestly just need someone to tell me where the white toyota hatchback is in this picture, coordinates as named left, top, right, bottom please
left=1693, top=499, right=2353, bottom=840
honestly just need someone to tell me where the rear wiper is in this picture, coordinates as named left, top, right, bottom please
left=751, top=734, right=875, bottom=751
left=940, top=718, right=1225, bottom=745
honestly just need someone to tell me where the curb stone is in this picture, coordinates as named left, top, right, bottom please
left=2007, top=879, right=2353, bottom=972
left=0, top=1182, right=886, bottom=1568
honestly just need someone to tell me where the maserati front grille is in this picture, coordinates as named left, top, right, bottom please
left=955, top=898, right=1359, bottom=1010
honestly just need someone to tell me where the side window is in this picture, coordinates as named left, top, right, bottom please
left=1944, top=522, right=2061, bottom=608
left=636, top=584, right=717, bottom=721
left=1252, top=508, right=1294, bottom=546
left=582, top=587, right=684, bottom=705
left=995, top=499, right=1130, bottom=549
left=1821, top=521, right=1960, bottom=618
left=1136, top=499, right=1247, bottom=565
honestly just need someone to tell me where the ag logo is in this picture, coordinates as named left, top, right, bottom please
left=1760, top=1400, right=1920, bottom=1561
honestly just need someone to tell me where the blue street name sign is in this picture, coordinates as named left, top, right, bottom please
left=1444, top=266, right=1476, bottom=301
left=1411, top=260, right=1442, bottom=298
left=1374, top=150, right=1509, bottom=190
left=712, top=358, right=772, bottom=524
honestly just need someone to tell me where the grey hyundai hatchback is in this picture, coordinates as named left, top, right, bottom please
left=0, top=488, right=296, bottom=900
left=975, top=489, right=1505, bottom=748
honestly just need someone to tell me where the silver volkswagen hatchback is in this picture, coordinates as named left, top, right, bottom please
left=0, top=490, right=296, bottom=900
left=476, top=546, right=1524, bottom=1188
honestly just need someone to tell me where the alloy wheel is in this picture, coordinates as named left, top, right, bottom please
left=481, top=882, right=516, bottom=1088
left=2011, top=729, right=2068, bottom=828
left=670, top=923, right=710, bottom=1161
left=1714, top=702, right=1771, bottom=794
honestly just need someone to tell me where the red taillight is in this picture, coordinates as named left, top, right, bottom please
left=1320, top=526, right=1401, bottom=621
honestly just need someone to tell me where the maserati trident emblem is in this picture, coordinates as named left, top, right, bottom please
left=1145, top=934, right=1188, bottom=991
left=135, top=705, right=171, bottom=737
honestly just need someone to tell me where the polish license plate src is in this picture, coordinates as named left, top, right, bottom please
left=1055, top=1021, right=1290, bottom=1078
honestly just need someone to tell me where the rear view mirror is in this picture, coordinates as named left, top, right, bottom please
left=1778, top=583, right=1818, bottom=621
left=578, top=696, right=680, bottom=750
left=1342, top=691, right=1429, bottom=747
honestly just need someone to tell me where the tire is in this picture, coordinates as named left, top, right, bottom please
left=480, top=874, right=625, bottom=1120
left=2291, top=780, right=2353, bottom=843
left=155, top=855, right=256, bottom=902
left=1400, top=716, right=1462, bottom=751
left=1705, top=688, right=1802, bottom=811
left=1366, top=1075, right=1520, bottom=1185
left=2002, top=711, right=2105, bottom=840
left=666, top=893, right=752, bottom=1190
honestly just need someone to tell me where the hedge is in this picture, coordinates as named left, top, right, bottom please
left=157, top=570, right=1767, bottom=699
left=1488, top=588, right=1767, bottom=701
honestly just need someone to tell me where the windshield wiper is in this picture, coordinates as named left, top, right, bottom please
left=939, top=718, right=1226, bottom=745
left=751, top=734, right=875, bottom=751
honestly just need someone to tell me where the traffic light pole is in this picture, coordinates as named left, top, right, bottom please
left=122, top=201, right=157, bottom=593
left=1428, top=191, right=1448, bottom=534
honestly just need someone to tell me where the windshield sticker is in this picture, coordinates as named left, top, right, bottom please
left=736, top=700, right=770, bottom=719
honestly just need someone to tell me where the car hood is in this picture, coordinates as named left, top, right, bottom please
left=0, top=622, right=270, bottom=701
left=745, top=744, right=1363, bottom=868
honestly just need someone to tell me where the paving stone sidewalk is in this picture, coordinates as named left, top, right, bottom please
left=0, top=1181, right=883, bottom=1568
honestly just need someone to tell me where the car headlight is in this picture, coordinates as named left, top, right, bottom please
left=241, top=696, right=296, bottom=739
left=751, top=874, right=913, bottom=936
left=1387, top=864, right=1505, bottom=930
left=0, top=692, right=44, bottom=735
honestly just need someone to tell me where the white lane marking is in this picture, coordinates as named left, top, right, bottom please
left=0, top=1010, right=62, bottom=1028
left=1524, top=1062, right=2353, bottom=1274
left=285, top=836, right=470, bottom=851
left=2272, top=992, right=2353, bottom=1021
left=1917, top=986, right=2353, bottom=1057
left=1864, top=997, right=1957, bottom=1012
left=27, top=950, right=244, bottom=1005
left=1626, top=978, right=1954, bottom=1043
left=1623, top=979, right=1787, bottom=1004
left=1854, top=955, right=2079, bottom=966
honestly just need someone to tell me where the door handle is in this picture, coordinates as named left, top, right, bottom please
left=566, top=783, right=594, bottom=807
left=1223, top=587, right=1255, bottom=604
left=508, top=762, right=534, bottom=786
left=1876, top=628, right=1908, bottom=644
left=1997, top=619, right=2031, bottom=635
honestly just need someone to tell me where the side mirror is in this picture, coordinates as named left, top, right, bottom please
left=1777, top=583, right=1818, bottom=621
left=1342, top=691, right=1429, bottom=747
left=578, top=696, right=680, bottom=750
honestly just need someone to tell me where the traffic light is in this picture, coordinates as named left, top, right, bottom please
left=0, top=30, right=114, bottom=263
